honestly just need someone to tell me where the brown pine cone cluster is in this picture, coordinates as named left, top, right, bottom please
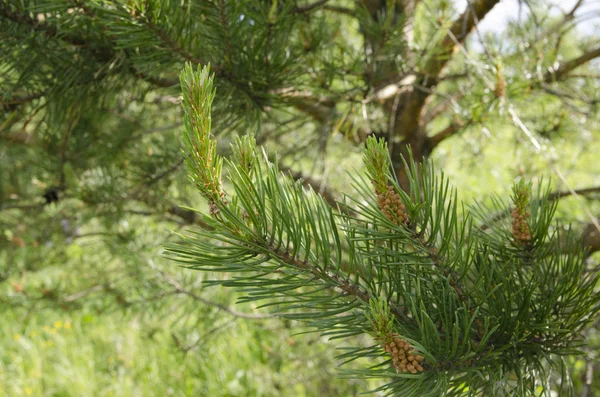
left=511, top=207, right=531, bottom=245
left=376, top=185, right=409, bottom=225
left=382, top=336, right=424, bottom=374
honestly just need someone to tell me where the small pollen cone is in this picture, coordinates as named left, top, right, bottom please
left=511, top=188, right=531, bottom=246
left=376, top=185, right=409, bottom=225
left=380, top=335, right=424, bottom=374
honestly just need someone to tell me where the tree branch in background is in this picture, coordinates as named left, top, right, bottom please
left=428, top=119, right=470, bottom=148
left=543, top=46, right=600, bottom=83
left=1, top=131, right=34, bottom=145
left=541, top=84, right=600, bottom=106
left=386, top=0, right=500, bottom=190
left=539, top=0, right=586, bottom=39
left=274, top=89, right=335, bottom=123
left=132, top=69, right=178, bottom=88
left=322, top=5, right=355, bottom=16
left=294, top=0, right=331, bottom=14
left=548, top=185, right=600, bottom=201
left=167, top=205, right=212, bottom=229
left=563, top=0, right=586, bottom=21
left=421, top=95, right=462, bottom=125
left=422, top=0, right=501, bottom=80
left=160, top=273, right=271, bottom=320
left=278, top=164, right=355, bottom=215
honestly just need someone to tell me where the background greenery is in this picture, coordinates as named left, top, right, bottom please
left=1, top=0, right=599, bottom=396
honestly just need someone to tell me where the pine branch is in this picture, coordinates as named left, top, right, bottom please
left=481, top=184, right=600, bottom=232
left=0, top=4, right=87, bottom=47
left=136, top=12, right=213, bottom=68
left=218, top=0, right=232, bottom=66
left=0, top=3, right=180, bottom=102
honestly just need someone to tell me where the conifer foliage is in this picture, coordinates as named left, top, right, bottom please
left=168, top=64, right=600, bottom=396
left=2, top=0, right=599, bottom=395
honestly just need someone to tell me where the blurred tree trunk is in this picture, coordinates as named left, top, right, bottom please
left=359, top=0, right=501, bottom=190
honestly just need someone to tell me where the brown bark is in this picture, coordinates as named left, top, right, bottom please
left=387, top=0, right=500, bottom=190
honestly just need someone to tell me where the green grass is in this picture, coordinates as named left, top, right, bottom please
left=1, top=240, right=382, bottom=397
left=2, top=306, right=382, bottom=396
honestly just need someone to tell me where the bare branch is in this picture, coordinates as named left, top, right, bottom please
left=278, top=164, right=354, bottom=215
left=369, top=75, right=417, bottom=103
left=294, top=0, right=330, bottom=13
left=422, top=0, right=500, bottom=80
left=62, top=285, right=105, bottom=302
left=548, top=186, right=600, bottom=201
left=1, top=131, right=34, bottom=145
left=162, top=275, right=272, bottom=319
left=0, top=201, right=45, bottom=212
left=421, top=94, right=464, bottom=125
left=322, top=5, right=355, bottom=16
left=564, top=0, right=586, bottom=20
left=168, top=205, right=212, bottom=229
left=428, top=119, right=469, bottom=148
left=274, top=89, right=335, bottom=122
left=543, top=46, right=600, bottom=83
left=540, top=0, right=586, bottom=39
left=541, top=84, right=599, bottom=105
left=133, top=70, right=178, bottom=88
